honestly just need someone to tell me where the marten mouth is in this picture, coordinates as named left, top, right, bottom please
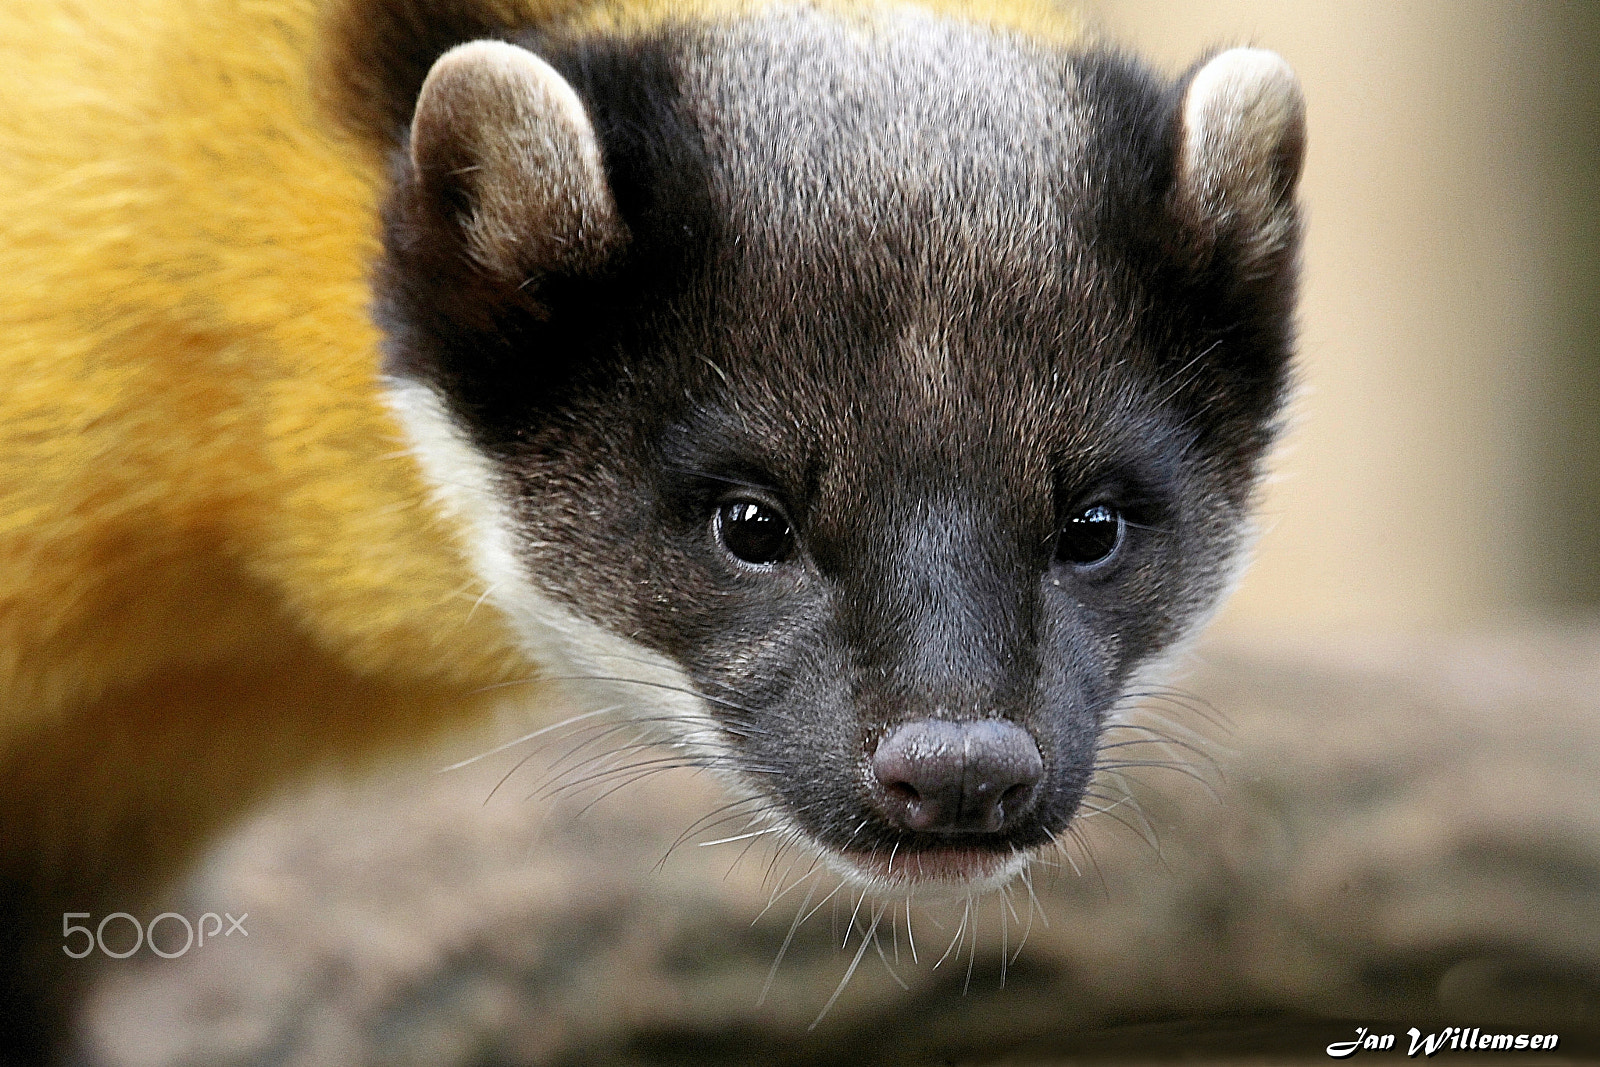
left=834, top=843, right=1027, bottom=892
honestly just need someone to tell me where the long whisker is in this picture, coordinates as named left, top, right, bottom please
left=760, top=874, right=823, bottom=1006
left=577, top=646, right=766, bottom=702
left=1078, top=790, right=1159, bottom=849
left=934, top=896, right=971, bottom=970
left=475, top=673, right=764, bottom=718
left=1096, top=729, right=1217, bottom=764
left=436, top=705, right=622, bottom=773
left=872, top=920, right=910, bottom=991
left=1094, top=757, right=1218, bottom=792
left=539, top=752, right=749, bottom=799
left=963, top=895, right=980, bottom=994
left=905, top=896, right=918, bottom=964
left=727, top=825, right=800, bottom=882
left=1119, top=687, right=1232, bottom=732
left=799, top=878, right=848, bottom=928
left=698, top=825, right=784, bottom=848
left=575, top=765, right=693, bottom=814
left=656, top=796, right=774, bottom=867
left=543, top=720, right=659, bottom=776
left=809, top=902, right=885, bottom=1030
left=1019, top=864, right=1047, bottom=927
left=1070, top=822, right=1111, bottom=897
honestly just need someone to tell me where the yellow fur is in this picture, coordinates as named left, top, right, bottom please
left=0, top=0, right=532, bottom=902
left=0, top=0, right=1076, bottom=905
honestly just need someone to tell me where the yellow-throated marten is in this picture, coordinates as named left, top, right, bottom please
left=0, top=0, right=1304, bottom=1055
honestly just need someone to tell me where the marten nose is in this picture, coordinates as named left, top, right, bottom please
left=870, top=719, right=1044, bottom=833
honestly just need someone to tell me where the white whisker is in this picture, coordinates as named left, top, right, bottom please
left=696, top=826, right=784, bottom=847
left=809, top=902, right=885, bottom=1030
left=760, top=874, right=822, bottom=1006
left=436, top=705, right=621, bottom=772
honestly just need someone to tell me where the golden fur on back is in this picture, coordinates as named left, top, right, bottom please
left=0, top=0, right=528, bottom=902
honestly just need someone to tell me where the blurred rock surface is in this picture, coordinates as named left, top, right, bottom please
left=76, top=630, right=1600, bottom=1065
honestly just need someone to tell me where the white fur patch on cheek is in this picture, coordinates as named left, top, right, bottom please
left=381, top=379, right=727, bottom=760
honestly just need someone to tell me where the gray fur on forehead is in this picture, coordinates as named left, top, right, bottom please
left=677, top=5, right=1083, bottom=256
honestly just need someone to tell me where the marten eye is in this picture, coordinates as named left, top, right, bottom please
left=715, top=500, right=794, bottom=566
left=1055, top=503, right=1124, bottom=567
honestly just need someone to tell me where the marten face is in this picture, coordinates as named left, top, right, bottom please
left=375, top=8, right=1303, bottom=891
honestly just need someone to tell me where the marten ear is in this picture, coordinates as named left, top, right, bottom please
left=408, top=40, right=626, bottom=280
left=1172, top=48, right=1305, bottom=274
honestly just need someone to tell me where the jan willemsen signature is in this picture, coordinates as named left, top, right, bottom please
left=1328, top=1025, right=1561, bottom=1058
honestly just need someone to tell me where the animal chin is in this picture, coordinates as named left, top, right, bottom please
left=828, top=843, right=1031, bottom=897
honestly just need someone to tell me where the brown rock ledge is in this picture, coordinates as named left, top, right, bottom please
left=76, top=629, right=1600, bottom=1065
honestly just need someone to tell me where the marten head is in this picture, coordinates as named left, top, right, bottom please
left=373, top=7, right=1304, bottom=892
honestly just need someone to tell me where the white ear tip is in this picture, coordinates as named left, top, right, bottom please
left=1184, top=47, right=1304, bottom=140
left=409, top=37, right=622, bottom=278
left=425, top=39, right=548, bottom=87
left=1198, top=47, right=1297, bottom=90
left=1179, top=46, right=1306, bottom=243
left=417, top=39, right=585, bottom=123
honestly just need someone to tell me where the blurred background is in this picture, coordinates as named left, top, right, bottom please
left=77, top=3, right=1600, bottom=1064
left=1074, top=0, right=1600, bottom=636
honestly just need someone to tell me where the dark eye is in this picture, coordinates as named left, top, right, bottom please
left=715, top=500, right=794, bottom=566
left=1056, top=503, right=1124, bottom=567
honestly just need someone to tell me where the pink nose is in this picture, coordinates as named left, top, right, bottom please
left=870, top=719, right=1043, bottom=833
